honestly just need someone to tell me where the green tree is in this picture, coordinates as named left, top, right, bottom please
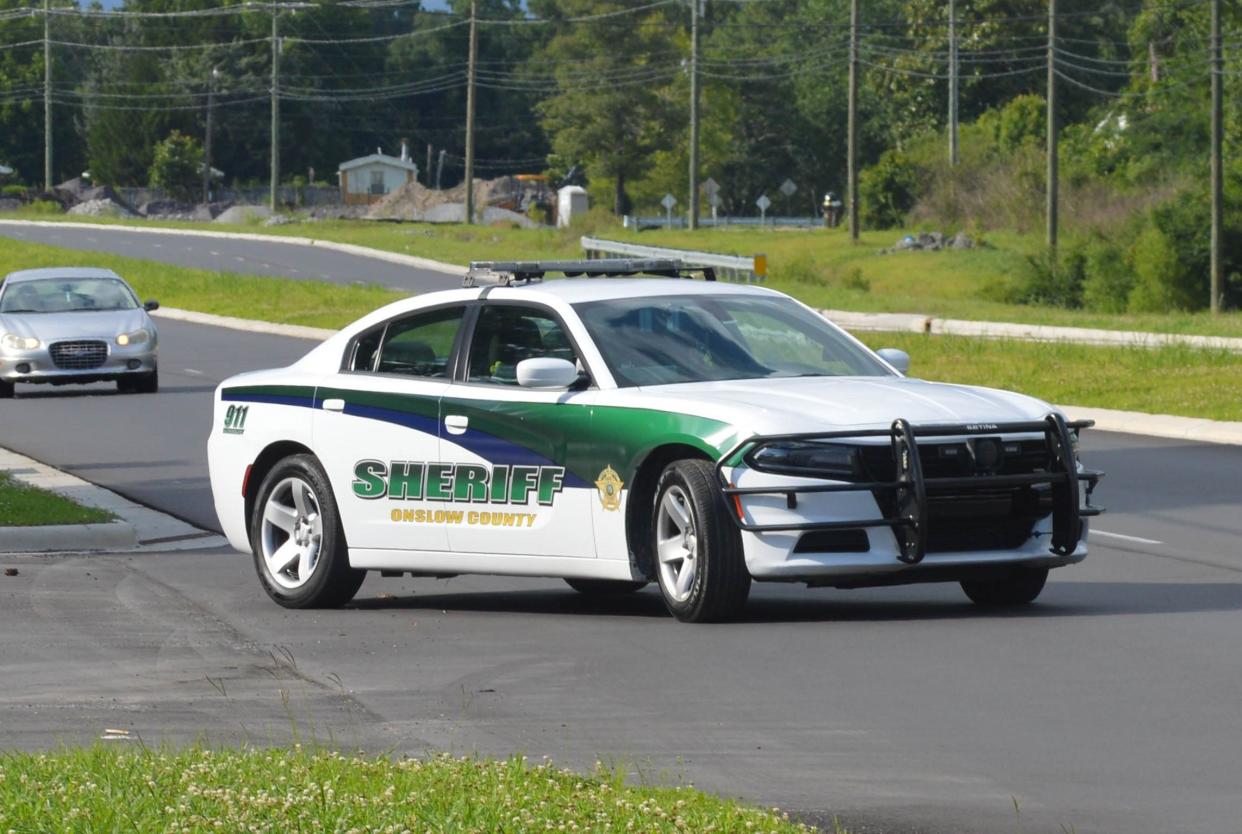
left=530, top=0, right=680, bottom=215
left=148, top=130, right=203, bottom=200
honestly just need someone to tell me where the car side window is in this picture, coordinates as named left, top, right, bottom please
left=349, top=306, right=465, bottom=377
left=466, top=305, right=578, bottom=385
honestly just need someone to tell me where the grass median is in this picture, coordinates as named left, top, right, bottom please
left=13, top=212, right=1242, bottom=339
left=0, top=746, right=817, bottom=833
left=0, top=236, right=402, bottom=330
left=0, top=472, right=115, bottom=526
left=858, top=332, right=1242, bottom=422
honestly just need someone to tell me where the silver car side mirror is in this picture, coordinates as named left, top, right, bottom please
left=876, top=348, right=910, bottom=374
left=516, top=357, right=579, bottom=389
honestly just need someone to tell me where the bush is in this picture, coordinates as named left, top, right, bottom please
left=1125, top=191, right=1213, bottom=312
left=1, top=184, right=27, bottom=200
left=1081, top=238, right=1135, bottom=312
left=860, top=149, right=918, bottom=229
left=148, top=130, right=204, bottom=202
left=991, top=94, right=1046, bottom=151
left=987, top=245, right=1086, bottom=308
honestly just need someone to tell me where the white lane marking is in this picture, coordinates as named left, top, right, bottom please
left=183, top=368, right=204, bottom=376
left=1093, top=529, right=1164, bottom=546
left=152, top=242, right=162, bottom=248
left=86, top=236, right=97, bottom=242
left=289, top=268, right=299, bottom=274
left=233, top=256, right=244, bottom=262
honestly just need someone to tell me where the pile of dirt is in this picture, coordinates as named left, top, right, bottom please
left=66, top=198, right=137, bottom=218
left=212, top=205, right=271, bottom=224
left=366, top=177, right=530, bottom=223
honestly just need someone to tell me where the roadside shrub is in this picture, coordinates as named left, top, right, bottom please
left=1081, top=238, right=1135, bottom=312
left=990, top=94, right=1046, bottom=151
left=986, top=244, right=1085, bottom=308
left=24, top=199, right=61, bottom=215
left=148, top=130, right=204, bottom=202
left=1, top=184, right=27, bottom=200
left=1125, top=191, right=1212, bottom=312
left=860, top=149, right=918, bottom=229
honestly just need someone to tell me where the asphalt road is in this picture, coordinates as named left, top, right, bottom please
left=2, top=226, right=1240, bottom=832
left=3, top=319, right=1241, bottom=833
left=0, top=223, right=461, bottom=294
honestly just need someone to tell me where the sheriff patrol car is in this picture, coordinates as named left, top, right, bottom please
left=207, top=259, right=1102, bottom=622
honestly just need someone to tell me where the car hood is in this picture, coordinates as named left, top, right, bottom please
left=0, top=308, right=152, bottom=342
left=632, top=375, right=1056, bottom=435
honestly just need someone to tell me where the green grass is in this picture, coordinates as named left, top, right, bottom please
left=0, top=746, right=817, bottom=833
left=17, top=213, right=1242, bottom=338
left=0, top=472, right=115, bottom=526
left=0, top=236, right=402, bottom=329
left=859, top=332, right=1242, bottom=421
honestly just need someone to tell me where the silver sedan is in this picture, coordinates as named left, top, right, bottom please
left=0, top=267, right=159, bottom=398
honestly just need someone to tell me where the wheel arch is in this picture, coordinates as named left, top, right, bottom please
left=244, top=440, right=316, bottom=536
left=625, top=443, right=715, bottom=579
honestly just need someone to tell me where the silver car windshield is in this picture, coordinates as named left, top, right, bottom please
left=0, top=278, right=139, bottom=314
left=574, top=294, right=893, bottom=387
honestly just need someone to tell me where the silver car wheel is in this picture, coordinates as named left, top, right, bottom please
left=260, top=476, right=323, bottom=590
left=656, top=485, right=698, bottom=602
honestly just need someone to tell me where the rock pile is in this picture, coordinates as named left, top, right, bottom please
left=882, top=231, right=976, bottom=253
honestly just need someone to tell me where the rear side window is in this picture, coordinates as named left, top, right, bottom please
left=347, top=306, right=465, bottom=378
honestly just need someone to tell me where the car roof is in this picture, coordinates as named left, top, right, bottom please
left=3, top=267, right=125, bottom=284
left=484, top=277, right=781, bottom=305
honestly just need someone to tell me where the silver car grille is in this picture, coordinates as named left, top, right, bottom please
left=49, top=340, right=108, bottom=370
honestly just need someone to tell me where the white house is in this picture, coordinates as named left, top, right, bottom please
left=338, top=141, right=419, bottom=205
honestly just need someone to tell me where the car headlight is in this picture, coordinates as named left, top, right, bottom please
left=1, top=333, right=40, bottom=351
left=116, top=328, right=150, bottom=347
left=747, top=441, right=860, bottom=479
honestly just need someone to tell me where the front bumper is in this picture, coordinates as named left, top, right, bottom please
left=0, top=344, right=157, bottom=384
left=718, top=413, right=1104, bottom=582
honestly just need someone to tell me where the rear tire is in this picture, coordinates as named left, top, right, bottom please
left=249, top=453, right=365, bottom=609
left=651, top=459, right=750, bottom=622
left=0, top=380, right=13, bottom=399
left=564, top=578, right=647, bottom=595
left=961, top=567, right=1049, bottom=607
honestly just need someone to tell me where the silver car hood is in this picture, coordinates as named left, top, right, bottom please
left=0, top=308, right=152, bottom=342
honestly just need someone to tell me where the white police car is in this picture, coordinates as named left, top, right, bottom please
left=208, top=259, right=1102, bottom=622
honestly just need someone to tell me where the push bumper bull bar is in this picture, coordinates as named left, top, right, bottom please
left=716, top=413, right=1104, bottom=565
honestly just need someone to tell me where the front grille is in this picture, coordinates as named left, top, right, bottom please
left=860, top=440, right=1053, bottom=554
left=49, top=340, right=108, bottom=370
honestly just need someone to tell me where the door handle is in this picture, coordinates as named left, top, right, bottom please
left=322, top=398, right=345, bottom=412
left=445, top=414, right=469, bottom=435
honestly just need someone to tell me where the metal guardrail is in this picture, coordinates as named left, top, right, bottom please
left=581, top=236, right=766, bottom=283
left=623, top=215, right=825, bottom=231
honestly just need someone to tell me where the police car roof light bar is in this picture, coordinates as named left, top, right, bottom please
left=463, top=258, right=716, bottom=287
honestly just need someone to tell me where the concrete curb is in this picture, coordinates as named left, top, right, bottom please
left=1055, top=405, right=1242, bottom=446
left=0, top=446, right=226, bottom=554
left=824, top=309, right=1242, bottom=353
left=0, top=218, right=468, bottom=277
left=152, top=306, right=336, bottom=342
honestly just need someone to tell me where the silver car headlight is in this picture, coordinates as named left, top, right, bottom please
left=1, top=333, right=40, bottom=351
left=116, top=328, right=151, bottom=347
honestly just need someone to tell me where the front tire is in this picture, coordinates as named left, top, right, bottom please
left=961, top=567, right=1049, bottom=607
left=0, top=380, right=13, bottom=399
left=564, top=578, right=647, bottom=596
left=652, top=459, right=750, bottom=622
left=118, top=368, right=158, bottom=394
left=249, top=454, right=365, bottom=609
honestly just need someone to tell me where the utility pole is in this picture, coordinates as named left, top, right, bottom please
left=203, top=67, right=218, bottom=204
left=1046, top=0, right=1058, bottom=252
left=847, top=0, right=858, bottom=241
left=43, top=0, right=51, bottom=193
left=948, top=0, right=958, bottom=166
left=270, top=9, right=280, bottom=211
left=463, top=0, right=478, bottom=225
left=688, top=0, right=701, bottom=230
left=1210, top=0, right=1223, bottom=313
left=426, top=143, right=432, bottom=187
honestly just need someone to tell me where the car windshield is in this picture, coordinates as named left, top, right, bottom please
left=574, top=293, right=893, bottom=387
left=0, top=277, right=138, bottom=314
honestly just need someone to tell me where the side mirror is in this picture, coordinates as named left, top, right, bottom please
left=143, top=299, right=160, bottom=312
left=516, top=357, right=579, bottom=390
left=876, top=348, right=910, bottom=374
